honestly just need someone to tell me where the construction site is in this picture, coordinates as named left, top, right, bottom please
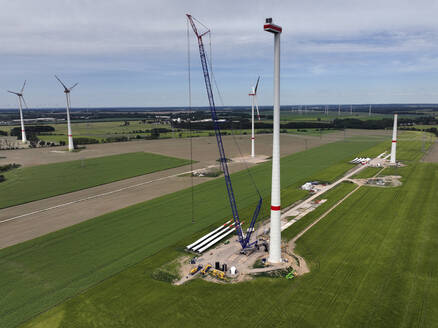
left=1, top=6, right=437, bottom=328
left=170, top=16, right=407, bottom=285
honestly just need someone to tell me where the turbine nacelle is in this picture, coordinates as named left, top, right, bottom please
left=7, top=80, right=29, bottom=109
left=55, top=75, right=78, bottom=94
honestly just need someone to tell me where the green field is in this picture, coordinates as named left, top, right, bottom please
left=0, top=138, right=382, bottom=328
left=0, top=121, right=171, bottom=136
left=18, top=135, right=438, bottom=328
left=274, top=110, right=419, bottom=122
left=0, top=152, right=191, bottom=209
left=1, top=120, right=338, bottom=144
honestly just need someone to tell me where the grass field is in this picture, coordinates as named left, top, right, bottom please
left=0, top=121, right=171, bottom=136
left=1, top=120, right=338, bottom=144
left=18, top=136, right=438, bottom=328
left=0, top=152, right=191, bottom=209
left=0, top=138, right=382, bottom=328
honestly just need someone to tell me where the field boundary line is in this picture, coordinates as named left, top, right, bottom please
left=291, top=184, right=361, bottom=244
left=0, top=169, right=194, bottom=224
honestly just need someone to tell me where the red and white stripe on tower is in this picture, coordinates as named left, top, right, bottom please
left=265, top=18, right=282, bottom=263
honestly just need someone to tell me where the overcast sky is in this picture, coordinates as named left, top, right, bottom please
left=1, top=0, right=438, bottom=108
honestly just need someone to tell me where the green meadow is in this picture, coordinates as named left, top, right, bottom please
left=19, top=135, right=438, bottom=328
left=0, top=152, right=191, bottom=209
left=0, top=138, right=382, bottom=328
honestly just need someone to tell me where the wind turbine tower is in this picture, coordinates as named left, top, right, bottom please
left=338, top=104, right=341, bottom=116
left=249, top=77, right=261, bottom=158
left=55, top=75, right=78, bottom=151
left=369, top=104, right=372, bottom=117
left=7, top=80, right=28, bottom=143
left=390, top=114, right=398, bottom=164
left=350, top=104, right=353, bottom=115
left=264, top=17, right=282, bottom=264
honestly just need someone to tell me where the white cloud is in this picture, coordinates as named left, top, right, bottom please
left=1, top=0, right=438, bottom=107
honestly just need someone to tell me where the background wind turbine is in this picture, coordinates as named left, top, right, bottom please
left=55, top=75, right=78, bottom=151
left=7, top=80, right=28, bottom=143
left=249, top=76, right=261, bottom=158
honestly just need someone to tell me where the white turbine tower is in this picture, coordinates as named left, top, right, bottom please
left=7, top=80, right=28, bottom=143
left=369, top=104, right=372, bottom=117
left=55, top=75, right=78, bottom=151
left=249, top=76, right=261, bottom=158
left=390, top=114, right=398, bottom=164
left=264, top=17, right=282, bottom=264
left=350, top=104, right=353, bottom=115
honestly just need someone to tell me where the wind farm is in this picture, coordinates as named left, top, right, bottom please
left=0, top=3, right=438, bottom=328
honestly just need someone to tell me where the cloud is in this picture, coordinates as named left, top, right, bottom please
left=1, top=0, right=438, bottom=107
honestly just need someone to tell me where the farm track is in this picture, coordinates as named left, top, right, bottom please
left=0, top=129, right=389, bottom=167
left=0, top=131, right=390, bottom=250
left=0, top=133, right=349, bottom=249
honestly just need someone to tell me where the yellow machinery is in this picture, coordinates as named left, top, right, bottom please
left=201, top=264, right=212, bottom=275
left=190, top=265, right=203, bottom=275
left=210, top=269, right=225, bottom=280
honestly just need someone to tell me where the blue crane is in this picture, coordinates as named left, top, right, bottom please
left=187, top=14, right=262, bottom=251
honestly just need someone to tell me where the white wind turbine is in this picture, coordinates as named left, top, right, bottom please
left=249, top=76, right=261, bottom=158
left=7, top=80, right=29, bottom=143
left=55, top=75, right=78, bottom=151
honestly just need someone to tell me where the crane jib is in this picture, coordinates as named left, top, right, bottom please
left=187, top=14, right=262, bottom=250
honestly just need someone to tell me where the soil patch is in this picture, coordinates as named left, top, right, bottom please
left=423, top=141, right=438, bottom=163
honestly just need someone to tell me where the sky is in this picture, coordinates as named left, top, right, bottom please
left=1, top=0, right=438, bottom=108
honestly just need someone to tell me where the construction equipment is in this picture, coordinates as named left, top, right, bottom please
left=186, top=14, right=262, bottom=253
left=286, top=269, right=296, bottom=280
left=210, top=269, right=225, bottom=280
left=201, top=264, right=212, bottom=275
left=190, top=264, right=203, bottom=275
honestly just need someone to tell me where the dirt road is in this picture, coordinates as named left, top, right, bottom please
left=0, top=131, right=388, bottom=250
left=0, top=129, right=389, bottom=167
left=423, top=140, right=438, bottom=163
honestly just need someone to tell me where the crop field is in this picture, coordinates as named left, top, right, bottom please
left=0, top=120, right=171, bottom=135
left=1, top=120, right=338, bottom=145
left=262, top=110, right=405, bottom=123
left=18, top=136, right=438, bottom=328
left=0, top=152, right=191, bottom=209
left=0, top=138, right=382, bottom=328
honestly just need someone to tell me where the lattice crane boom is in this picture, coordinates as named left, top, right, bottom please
left=186, top=14, right=262, bottom=250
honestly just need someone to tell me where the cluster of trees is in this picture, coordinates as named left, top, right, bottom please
left=0, top=131, right=7, bottom=136
left=333, top=116, right=438, bottom=130
left=174, top=119, right=332, bottom=131
left=0, top=163, right=20, bottom=173
left=10, top=125, right=55, bottom=136
left=127, top=128, right=173, bottom=134
left=73, top=137, right=100, bottom=145
left=401, top=126, right=438, bottom=137
left=0, top=163, right=20, bottom=183
left=332, top=118, right=394, bottom=129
